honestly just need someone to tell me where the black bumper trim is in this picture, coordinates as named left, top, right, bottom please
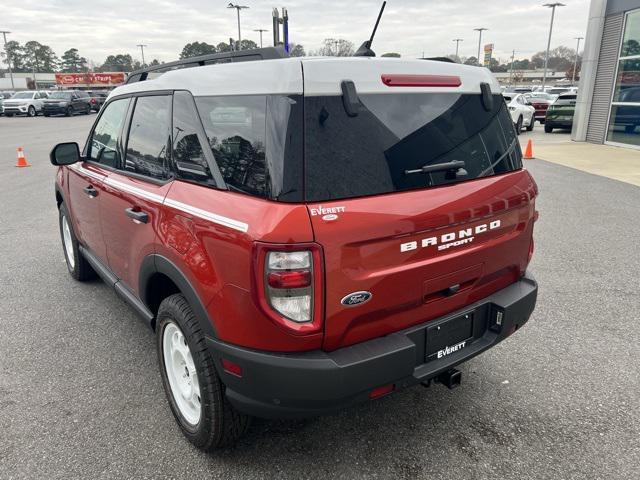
left=207, top=272, right=537, bottom=418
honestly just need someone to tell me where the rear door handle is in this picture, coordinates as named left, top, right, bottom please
left=125, top=207, right=149, bottom=224
left=83, top=185, right=98, bottom=198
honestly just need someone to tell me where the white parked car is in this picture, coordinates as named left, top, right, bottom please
left=2, top=90, right=47, bottom=117
left=502, top=93, right=535, bottom=133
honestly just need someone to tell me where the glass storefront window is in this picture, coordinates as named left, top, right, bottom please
left=607, top=105, right=640, bottom=146
left=608, top=9, right=640, bottom=146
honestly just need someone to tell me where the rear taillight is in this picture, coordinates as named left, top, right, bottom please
left=253, top=243, right=324, bottom=334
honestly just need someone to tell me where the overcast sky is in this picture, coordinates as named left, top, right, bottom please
left=2, top=0, right=591, bottom=66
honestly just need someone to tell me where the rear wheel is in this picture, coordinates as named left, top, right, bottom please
left=84, top=104, right=90, bottom=115
left=27, top=105, right=36, bottom=117
left=58, top=202, right=96, bottom=281
left=544, top=124, right=553, bottom=133
left=65, top=106, right=73, bottom=117
left=157, top=294, right=250, bottom=450
left=515, top=116, right=523, bottom=135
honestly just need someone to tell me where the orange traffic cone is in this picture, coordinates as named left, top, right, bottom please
left=523, top=139, right=534, bottom=160
left=15, top=147, right=31, bottom=168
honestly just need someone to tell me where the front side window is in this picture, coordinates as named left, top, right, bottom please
left=124, top=95, right=172, bottom=180
left=304, top=93, right=521, bottom=202
left=89, top=98, right=129, bottom=167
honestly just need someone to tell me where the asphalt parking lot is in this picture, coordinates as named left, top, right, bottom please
left=1, top=115, right=638, bottom=479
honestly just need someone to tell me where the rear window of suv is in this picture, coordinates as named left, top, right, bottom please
left=304, top=93, right=521, bottom=202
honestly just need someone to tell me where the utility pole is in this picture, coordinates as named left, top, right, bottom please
left=136, top=44, right=147, bottom=67
left=542, top=3, right=565, bottom=89
left=0, top=30, right=14, bottom=89
left=228, top=3, right=249, bottom=50
left=510, top=49, right=515, bottom=85
left=572, top=36, right=583, bottom=85
left=473, top=28, right=488, bottom=66
left=453, top=38, right=463, bottom=59
left=253, top=28, right=268, bottom=48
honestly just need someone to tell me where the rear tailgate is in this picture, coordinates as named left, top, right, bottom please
left=309, top=171, right=537, bottom=351
left=301, top=58, right=538, bottom=351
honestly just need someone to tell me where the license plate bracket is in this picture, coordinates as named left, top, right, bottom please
left=425, top=313, right=474, bottom=361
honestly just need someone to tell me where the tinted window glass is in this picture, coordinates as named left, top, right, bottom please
left=304, top=93, right=521, bottom=202
left=89, top=98, right=129, bottom=167
left=194, top=95, right=303, bottom=201
left=172, top=91, right=215, bottom=184
left=124, top=95, right=171, bottom=180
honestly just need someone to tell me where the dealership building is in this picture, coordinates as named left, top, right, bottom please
left=574, top=0, right=640, bottom=148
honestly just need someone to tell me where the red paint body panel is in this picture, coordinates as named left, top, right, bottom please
left=531, top=101, right=550, bottom=119
left=308, top=170, right=538, bottom=351
left=100, top=172, right=172, bottom=295
left=157, top=180, right=321, bottom=352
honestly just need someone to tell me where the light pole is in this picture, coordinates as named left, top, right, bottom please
left=453, top=38, right=463, bottom=59
left=228, top=3, right=249, bottom=50
left=510, top=50, right=516, bottom=85
left=474, top=28, right=488, bottom=66
left=136, top=44, right=147, bottom=67
left=253, top=28, right=268, bottom=48
left=0, top=30, right=14, bottom=89
left=542, top=3, right=565, bottom=89
left=572, top=36, right=583, bottom=85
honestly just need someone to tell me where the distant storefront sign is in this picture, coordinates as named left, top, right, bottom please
left=483, top=44, right=494, bottom=67
left=55, top=72, right=126, bottom=86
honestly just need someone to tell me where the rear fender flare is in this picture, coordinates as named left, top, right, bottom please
left=139, top=254, right=217, bottom=339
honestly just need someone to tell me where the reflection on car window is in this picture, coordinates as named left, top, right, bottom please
left=90, top=98, right=129, bottom=167
left=172, top=91, right=215, bottom=184
left=195, top=95, right=268, bottom=197
left=125, top=95, right=172, bottom=180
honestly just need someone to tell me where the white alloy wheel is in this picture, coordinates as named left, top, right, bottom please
left=62, top=215, right=75, bottom=269
left=162, top=322, right=201, bottom=426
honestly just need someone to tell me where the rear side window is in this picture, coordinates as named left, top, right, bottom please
left=89, top=98, right=129, bottom=167
left=194, top=95, right=303, bottom=201
left=172, top=91, right=216, bottom=184
left=124, top=95, right=172, bottom=180
left=304, top=93, right=521, bottom=202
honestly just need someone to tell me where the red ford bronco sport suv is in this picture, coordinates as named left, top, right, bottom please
left=51, top=47, right=538, bottom=450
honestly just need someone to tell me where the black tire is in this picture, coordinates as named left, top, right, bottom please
left=5, top=113, right=13, bottom=117
left=84, top=104, right=90, bottom=115
left=515, top=116, right=523, bottom=135
left=526, top=115, right=535, bottom=131
left=544, top=124, right=553, bottom=133
left=58, top=203, right=96, bottom=281
left=65, top=106, right=73, bottom=117
left=27, top=105, right=36, bottom=117
left=157, top=294, right=250, bottom=450
left=44, top=113, right=50, bottom=117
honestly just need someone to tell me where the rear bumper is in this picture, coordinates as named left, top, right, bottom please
left=208, top=272, right=537, bottom=419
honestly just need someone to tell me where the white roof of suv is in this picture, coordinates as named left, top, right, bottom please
left=111, top=57, right=501, bottom=99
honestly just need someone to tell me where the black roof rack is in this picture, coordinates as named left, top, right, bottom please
left=125, top=46, right=288, bottom=84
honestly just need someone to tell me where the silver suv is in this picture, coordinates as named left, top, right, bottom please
left=2, top=90, right=47, bottom=117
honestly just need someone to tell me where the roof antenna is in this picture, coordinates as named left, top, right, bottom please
left=354, top=1, right=386, bottom=57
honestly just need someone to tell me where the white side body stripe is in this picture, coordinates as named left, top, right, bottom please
left=66, top=165, right=249, bottom=233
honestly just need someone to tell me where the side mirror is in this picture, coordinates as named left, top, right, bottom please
left=50, top=142, right=81, bottom=166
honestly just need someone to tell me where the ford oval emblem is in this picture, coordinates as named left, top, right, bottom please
left=341, top=291, right=372, bottom=307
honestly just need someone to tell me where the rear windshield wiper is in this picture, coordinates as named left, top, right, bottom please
left=405, top=160, right=467, bottom=176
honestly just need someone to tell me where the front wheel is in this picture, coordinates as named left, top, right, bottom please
left=515, top=116, right=523, bottom=135
left=58, top=203, right=96, bottom=281
left=157, top=294, right=250, bottom=450
left=27, top=105, right=36, bottom=117
left=526, top=115, right=535, bottom=131
left=65, top=106, right=73, bottom=117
